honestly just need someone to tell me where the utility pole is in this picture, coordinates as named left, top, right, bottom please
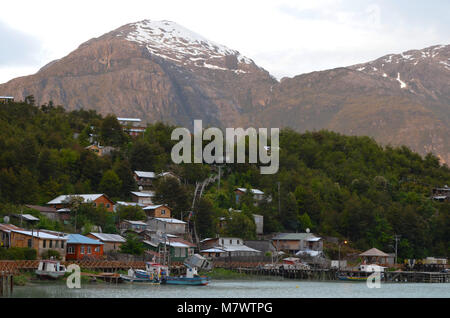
left=277, top=182, right=281, bottom=215
left=218, top=165, right=221, bottom=192
left=394, top=234, right=401, bottom=265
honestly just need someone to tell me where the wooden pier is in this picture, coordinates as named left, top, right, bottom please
left=0, top=271, right=14, bottom=297
left=233, top=267, right=450, bottom=283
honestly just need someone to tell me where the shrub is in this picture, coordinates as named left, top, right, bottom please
left=41, top=249, right=61, bottom=260
left=0, top=247, right=37, bottom=260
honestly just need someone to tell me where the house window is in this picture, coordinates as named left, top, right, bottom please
left=27, top=239, right=32, bottom=248
left=43, top=240, right=47, bottom=248
left=68, top=246, right=75, bottom=254
left=81, top=246, right=85, bottom=254
left=230, top=239, right=232, bottom=244
left=237, top=240, right=240, bottom=245
left=55, top=240, right=59, bottom=248
left=87, top=246, right=92, bottom=254
left=221, top=239, right=224, bottom=245
left=161, top=209, right=166, bottom=215
left=95, top=246, right=100, bottom=253
left=61, top=241, right=65, bottom=249
left=106, top=203, right=110, bottom=208
left=49, top=240, right=53, bottom=248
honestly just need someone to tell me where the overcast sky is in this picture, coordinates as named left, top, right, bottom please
left=0, top=0, right=449, bottom=83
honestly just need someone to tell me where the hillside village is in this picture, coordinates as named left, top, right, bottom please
left=0, top=99, right=449, bottom=269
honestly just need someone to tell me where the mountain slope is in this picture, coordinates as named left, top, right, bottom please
left=254, top=45, right=450, bottom=163
left=0, top=20, right=275, bottom=128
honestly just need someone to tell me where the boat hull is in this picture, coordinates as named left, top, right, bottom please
left=337, top=275, right=368, bottom=282
left=120, top=274, right=160, bottom=284
left=163, top=276, right=209, bottom=286
left=35, top=270, right=66, bottom=279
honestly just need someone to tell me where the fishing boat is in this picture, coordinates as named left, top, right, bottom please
left=120, top=262, right=168, bottom=284
left=337, top=275, right=368, bottom=282
left=35, top=259, right=66, bottom=279
left=161, top=265, right=209, bottom=286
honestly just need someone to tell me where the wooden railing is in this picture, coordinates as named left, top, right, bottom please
left=0, top=260, right=185, bottom=272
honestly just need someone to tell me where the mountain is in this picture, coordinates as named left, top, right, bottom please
left=0, top=20, right=449, bottom=163
left=254, top=44, right=450, bottom=163
left=0, top=20, right=275, bottom=128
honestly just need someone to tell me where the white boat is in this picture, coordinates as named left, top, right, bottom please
left=120, top=263, right=169, bottom=284
left=35, top=259, right=66, bottom=279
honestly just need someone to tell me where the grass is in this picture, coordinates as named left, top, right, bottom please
left=200, top=268, right=257, bottom=280
left=13, top=271, right=36, bottom=286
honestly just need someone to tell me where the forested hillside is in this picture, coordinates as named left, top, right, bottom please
left=0, top=99, right=448, bottom=259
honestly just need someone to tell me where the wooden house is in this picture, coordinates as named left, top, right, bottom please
left=143, top=204, right=171, bottom=218
left=234, top=188, right=265, bottom=204
left=131, top=191, right=155, bottom=205
left=85, top=144, right=115, bottom=157
left=117, top=118, right=146, bottom=136
left=146, top=218, right=187, bottom=236
left=271, top=233, right=323, bottom=255
left=65, top=234, right=104, bottom=260
left=133, top=171, right=179, bottom=190
left=47, top=194, right=115, bottom=212
left=119, top=220, right=148, bottom=234
left=199, top=237, right=261, bottom=257
left=86, top=233, right=126, bottom=253
left=1, top=226, right=67, bottom=260
left=144, top=236, right=195, bottom=262
left=0, top=96, right=14, bottom=104
left=25, top=205, right=70, bottom=222
left=432, top=185, right=450, bottom=202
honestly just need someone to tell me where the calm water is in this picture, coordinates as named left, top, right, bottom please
left=10, top=280, right=450, bottom=298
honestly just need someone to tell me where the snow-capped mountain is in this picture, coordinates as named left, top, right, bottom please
left=349, top=44, right=450, bottom=102
left=117, top=20, right=253, bottom=73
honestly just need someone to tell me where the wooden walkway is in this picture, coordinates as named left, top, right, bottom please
left=0, top=260, right=186, bottom=275
left=234, top=267, right=450, bottom=283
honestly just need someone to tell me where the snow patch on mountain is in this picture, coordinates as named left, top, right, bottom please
left=122, top=20, right=253, bottom=71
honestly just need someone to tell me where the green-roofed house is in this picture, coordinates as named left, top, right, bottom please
left=271, top=232, right=323, bottom=255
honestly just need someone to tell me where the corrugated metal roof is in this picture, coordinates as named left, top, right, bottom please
left=25, top=205, right=57, bottom=213
left=12, top=230, right=67, bottom=240
left=47, top=194, right=104, bottom=204
left=143, top=204, right=166, bottom=210
left=18, top=214, right=40, bottom=221
left=117, top=118, right=141, bottom=122
left=134, top=171, right=157, bottom=178
left=89, top=233, right=126, bottom=243
left=201, top=248, right=226, bottom=253
left=236, top=188, right=264, bottom=195
left=272, top=233, right=320, bottom=241
left=131, top=191, right=155, bottom=197
left=124, top=220, right=147, bottom=225
left=153, top=218, right=186, bottom=224
left=116, top=201, right=145, bottom=207
left=65, top=234, right=103, bottom=245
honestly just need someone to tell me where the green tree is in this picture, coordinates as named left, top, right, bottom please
left=99, top=170, right=122, bottom=198
left=120, top=233, right=144, bottom=255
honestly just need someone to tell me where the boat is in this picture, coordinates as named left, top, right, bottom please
left=337, top=275, right=368, bottom=282
left=35, top=259, right=66, bottom=279
left=337, top=264, right=385, bottom=282
left=120, top=262, right=168, bottom=284
left=161, top=265, right=209, bottom=286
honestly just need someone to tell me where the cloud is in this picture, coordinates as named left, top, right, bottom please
left=0, top=20, right=42, bottom=67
